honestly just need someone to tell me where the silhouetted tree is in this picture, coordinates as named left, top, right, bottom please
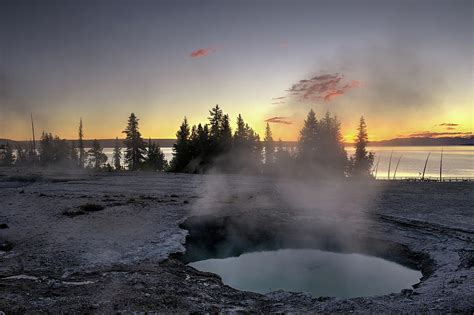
left=87, top=139, right=107, bottom=169
left=220, top=114, right=233, bottom=153
left=69, top=140, right=79, bottom=167
left=298, top=109, right=319, bottom=163
left=351, top=116, right=374, bottom=177
left=297, top=109, right=348, bottom=177
left=317, top=111, right=347, bottom=175
left=0, top=142, right=14, bottom=166
left=38, top=133, right=70, bottom=166
left=78, top=118, right=85, bottom=168
left=113, top=137, right=122, bottom=170
left=122, top=113, right=146, bottom=170
left=263, top=123, right=275, bottom=169
left=14, top=145, right=28, bottom=166
left=171, top=117, right=192, bottom=171
left=145, top=138, right=167, bottom=171
left=208, top=104, right=223, bottom=138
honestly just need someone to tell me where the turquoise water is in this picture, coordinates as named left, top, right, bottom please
left=189, top=248, right=422, bottom=298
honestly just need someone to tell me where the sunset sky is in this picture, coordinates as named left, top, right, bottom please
left=1, top=0, right=472, bottom=142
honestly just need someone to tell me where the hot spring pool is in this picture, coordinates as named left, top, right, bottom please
left=189, top=248, right=422, bottom=298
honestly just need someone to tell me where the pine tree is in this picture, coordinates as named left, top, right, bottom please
left=39, top=132, right=54, bottom=165
left=220, top=114, right=232, bottom=153
left=298, top=109, right=319, bottom=162
left=122, top=113, right=146, bottom=170
left=87, top=139, right=107, bottom=169
left=208, top=105, right=223, bottom=138
left=0, top=142, right=14, bottom=166
left=113, top=137, right=122, bottom=170
left=263, top=123, right=275, bottom=166
left=14, top=145, right=28, bottom=166
left=171, top=117, right=191, bottom=171
left=145, top=138, right=167, bottom=171
left=317, top=111, right=347, bottom=175
left=352, top=116, right=374, bottom=177
left=69, top=140, right=79, bottom=167
left=78, top=118, right=85, bottom=168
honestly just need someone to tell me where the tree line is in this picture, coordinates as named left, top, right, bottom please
left=170, top=105, right=374, bottom=177
left=0, top=106, right=374, bottom=177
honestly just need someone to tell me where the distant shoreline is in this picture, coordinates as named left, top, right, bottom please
left=1, top=136, right=473, bottom=148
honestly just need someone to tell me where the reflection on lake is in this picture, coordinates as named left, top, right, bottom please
left=189, top=248, right=422, bottom=298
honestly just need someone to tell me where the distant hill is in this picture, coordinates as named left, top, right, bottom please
left=0, top=138, right=176, bottom=148
left=367, top=136, right=474, bottom=147
left=1, top=136, right=472, bottom=148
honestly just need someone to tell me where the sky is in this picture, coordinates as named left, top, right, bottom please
left=1, top=0, right=472, bottom=142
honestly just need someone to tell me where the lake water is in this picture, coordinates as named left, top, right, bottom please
left=102, top=145, right=473, bottom=178
left=189, top=248, right=422, bottom=298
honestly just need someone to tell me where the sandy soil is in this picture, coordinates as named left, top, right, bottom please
left=0, top=168, right=473, bottom=313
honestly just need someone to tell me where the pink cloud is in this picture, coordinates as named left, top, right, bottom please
left=287, top=73, right=361, bottom=102
left=189, top=48, right=216, bottom=58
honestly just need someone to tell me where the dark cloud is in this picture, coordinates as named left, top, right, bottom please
left=445, top=127, right=456, bottom=130
left=265, top=116, right=292, bottom=125
left=189, top=48, right=216, bottom=58
left=287, top=73, right=361, bottom=102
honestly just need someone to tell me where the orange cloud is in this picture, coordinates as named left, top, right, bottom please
left=189, top=48, right=216, bottom=58
left=439, top=123, right=459, bottom=127
left=265, top=116, right=292, bottom=125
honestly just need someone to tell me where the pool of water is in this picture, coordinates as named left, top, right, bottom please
left=189, top=248, right=422, bottom=298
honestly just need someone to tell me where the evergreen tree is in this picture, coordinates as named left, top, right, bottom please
left=317, top=111, right=347, bottom=175
left=14, top=145, right=28, bottom=166
left=39, top=132, right=54, bottom=165
left=220, top=114, right=232, bottom=153
left=263, top=123, right=275, bottom=166
left=145, top=138, right=167, bottom=171
left=113, top=137, right=122, bottom=170
left=0, top=142, right=14, bottom=166
left=351, top=116, right=374, bottom=177
left=38, top=133, right=70, bottom=166
left=122, top=113, right=146, bottom=170
left=69, top=140, right=79, bottom=167
left=78, top=118, right=85, bottom=168
left=298, top=109, right=319, bottom=162
left=171, top=117, right=192, bottom=171
left=87, top=139, right=107, bottom=169
left=208, top=104, right=223, bottom=138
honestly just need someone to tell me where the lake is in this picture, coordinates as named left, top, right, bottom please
left=102, top=146, right=473, bottom=178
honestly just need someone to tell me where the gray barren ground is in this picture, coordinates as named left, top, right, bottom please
left=0, top=168, right=473, bottom=313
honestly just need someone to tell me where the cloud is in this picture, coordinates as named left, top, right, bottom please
left=189, top=48, right=216, bottom=58
left=272, top=96, right=286, bottom=100
left=287, top=73, right=361, bottom=102
left=439, top=123, right=459, bottom=127
left=445, top=127, right=456, bottom=130
left=402, top=131, right=472, bottom=138
left=265, top=116, right=292, bottom=125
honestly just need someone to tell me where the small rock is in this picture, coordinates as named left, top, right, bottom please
left=0, top=241, right=13, bottom=252
left=0, top=223, right=9, bottom=229
left=401, top=289, right=414, bottom=297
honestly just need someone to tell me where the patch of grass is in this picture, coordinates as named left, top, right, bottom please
left=79, top=203, right=105, bottom=212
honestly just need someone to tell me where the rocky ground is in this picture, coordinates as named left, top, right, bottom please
left=0, top=168, right=473, bottom=313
